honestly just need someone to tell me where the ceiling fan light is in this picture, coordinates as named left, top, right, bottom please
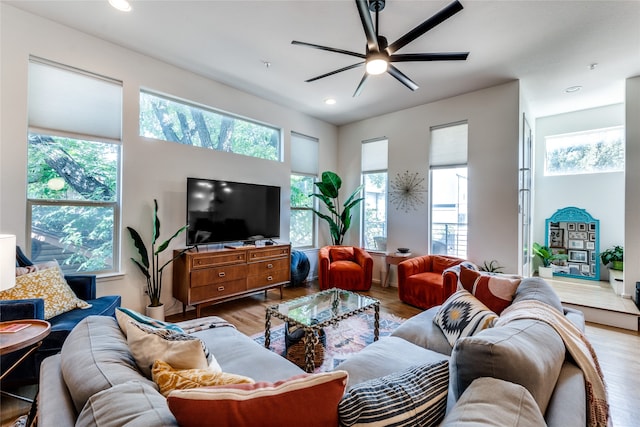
left=366, top=58, right=388, bottom=75
left=109, top=0, right=132, bottom=12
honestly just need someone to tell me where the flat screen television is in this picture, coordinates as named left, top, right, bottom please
left=186, top=178, right=281, bottom=246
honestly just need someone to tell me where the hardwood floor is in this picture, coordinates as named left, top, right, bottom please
left=2, top=281, right=638, bottom=426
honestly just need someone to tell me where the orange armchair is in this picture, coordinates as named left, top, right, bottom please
left=397, top=255, right=465, bottom=309
left=318, top=246, right=373, bottom=291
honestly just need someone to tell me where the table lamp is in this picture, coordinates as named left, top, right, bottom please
left=0, top=234, right=16, bottom=291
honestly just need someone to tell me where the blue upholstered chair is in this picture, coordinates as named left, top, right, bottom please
left=0, top=247, right=121, bottom=386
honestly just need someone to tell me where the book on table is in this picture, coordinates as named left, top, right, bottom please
left=0, top=323, right=31, bottom=333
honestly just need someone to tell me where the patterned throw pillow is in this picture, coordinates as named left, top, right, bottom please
left=433, top=289, right=497, bottom=347
left=339, top=361, right=449, bottom=427
left=1, top=266, right=91, bottom=319
left=459, top=265, right=521, bottom=314
left=115, top=307, right=184, bottom=337
left=167, top=371, right=348, bottom=427
left=125, top=321, right=221, bottom=378
left=152, top=360, right=254, bottom=397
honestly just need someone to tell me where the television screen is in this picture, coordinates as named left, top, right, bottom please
left=186, top=178, right=281, bottom=245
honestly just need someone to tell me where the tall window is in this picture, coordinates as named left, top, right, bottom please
left=361, top=139, right=388, bottom=251
left=27, top=58, right=122, bottom=275
left=430, top=123, right=468, bottom=258
left=290, top=132, right=318, bottom=248
left=139, top=90, right=281, bottom=162
left=544, top=126, right=624, bottom=176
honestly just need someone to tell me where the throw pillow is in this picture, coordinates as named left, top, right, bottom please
left=0, top=266, right=91, bottom=319
left=115, top=307, right=184, bottom=336
left=15, top=260, right=60, bottom=276
left=152, top=360, right=254, bottom=397
left=433, top=289, right=497, bottom=347
left=167, top=370, right=348, bottom=427
left=459, top=264, right=521, bottom=314
left=330, top=247, right=353, bottom=262
left=125, top=321, right=220, bottom=378
left=339, top=361, right=449, bottom=427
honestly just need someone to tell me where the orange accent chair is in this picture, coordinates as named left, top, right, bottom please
left=397, top=255, right=465, bottom=309
left=318, top=246, right=373, bottom=291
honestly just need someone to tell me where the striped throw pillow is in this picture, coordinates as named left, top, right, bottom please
left=339, top=361, right=449, bottom=427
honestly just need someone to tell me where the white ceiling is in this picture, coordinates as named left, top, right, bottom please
left=6, top=0, right=640, bottom=126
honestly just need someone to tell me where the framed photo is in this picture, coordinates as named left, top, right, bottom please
left=578, top=223, right=587, bottom=232
left=581, top=264, right=590, bottom=273
left=586, top=241, right=595, bottom=250
left=591, top=264, right=595, bottom=274
left=589, top=223, right=596, bottom=231
left=568, top=231, right=588, bottom=240
left=589, top=232, right=596, bottom=241
left=568, top=250, right=588, bottom=263
left=591, top=251, right=596, bottom=262
left=567, top=223, right=576, bottom=231
left=549, top=229, right=564, bottom=248
left=568, top=240, right=584, bottom=249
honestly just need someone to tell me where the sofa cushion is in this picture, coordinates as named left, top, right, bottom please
left=152, top=360, right=254, bottom=397
left=440, top=377, right=546, bottom=427
left=390, top=307, right=453, bottom=355
left=459, top=265, right=521, bottom=314
left=167, top=371, right=348, bottom=427
left=433, top=289, right=498, bottom=347
left=1, top=267, right=91, bottom=319
left=432, top=255, right=464, bottom=273
left=513, top=277, right=563, bottom=313
left=115, top=307, right=184, bottom=336
left=338, top=361, right=449, bottom=427
left=60, top=316, right=155, bottom=413
left=329, top=247, right=354, bottom=262
left=126, top=321, right=220, bottom=378
left=450, top=318, right=566, bottom=415
left=76, top=380, right=178, bottom=427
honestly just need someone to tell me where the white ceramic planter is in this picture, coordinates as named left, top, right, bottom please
left=145, top=304, right=165, bottom=321
left=608, top=269, right=624, bottom=296
left=538, top=266, right=553, bottom=279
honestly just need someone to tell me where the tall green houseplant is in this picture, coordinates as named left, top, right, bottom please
left=127, top=199, right=189, bottom=307
left=311, top=171, right=364, bottom=246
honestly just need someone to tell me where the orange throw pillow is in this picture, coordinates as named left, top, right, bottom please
left=167, top=371, right=348, bottom=427
left=459, top=265, right=521, bottom=314
left=330, top=247, right=354, bottom=262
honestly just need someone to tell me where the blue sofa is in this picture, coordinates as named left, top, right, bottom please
left=0, top=248, right=121, bottom=386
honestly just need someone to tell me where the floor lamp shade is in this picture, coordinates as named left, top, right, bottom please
left=0, top=234, right=16, bottom=291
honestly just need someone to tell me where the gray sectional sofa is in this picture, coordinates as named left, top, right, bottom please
left=38, top=277, right=587, bottom=426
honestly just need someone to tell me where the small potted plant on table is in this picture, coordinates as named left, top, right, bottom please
left=601, top=245, right=623, bottom=295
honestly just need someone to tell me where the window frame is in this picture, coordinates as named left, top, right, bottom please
left=289, top=173, right=317, bottom=249
left=361, top=170, right=388, bottom=251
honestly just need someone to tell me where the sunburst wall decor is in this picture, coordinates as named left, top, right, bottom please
left=389, top=170, right=426, bottom=212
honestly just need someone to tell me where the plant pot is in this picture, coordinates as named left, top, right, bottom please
left=609, top=269, right=624, bottom=296
left=611, top=261, right=624, bottom=271
left=538, top=266, right=553, bottom=279
left=145, top=304, right=165, bottom=321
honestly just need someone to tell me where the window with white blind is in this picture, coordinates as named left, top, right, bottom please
left=430, top=122, right=468, bottom=258
left=27, top=57, right=122, bottom=274
left=361, top=139, right=388, bottom=251
left=290, top=132, right=318, bottom=248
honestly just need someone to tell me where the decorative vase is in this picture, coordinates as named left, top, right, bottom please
left=538, top=266, right=553, bottom=279
left=145, top=304, right=165, bottom=321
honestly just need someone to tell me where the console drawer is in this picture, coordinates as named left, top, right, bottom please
left=247, top=269, right=289, bottom=289
left=190, top=278, right=246, bottom=301
left=248, top=247, right=289, bottom=261
left=248, top=258, right=289, bottom=275
left=191, top=252, right=245, bottom=269
left=191, top=264, right=248, bottom=288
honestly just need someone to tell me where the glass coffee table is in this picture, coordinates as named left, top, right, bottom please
left=265, top=288, right=380, bottom=373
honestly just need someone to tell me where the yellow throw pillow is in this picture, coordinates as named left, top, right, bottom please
left=152, top=360, right=254, bottom=397
left=1, top=267, right=91, bottom=319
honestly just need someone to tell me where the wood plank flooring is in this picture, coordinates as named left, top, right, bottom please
left=2, top=281, right=638, bottom=426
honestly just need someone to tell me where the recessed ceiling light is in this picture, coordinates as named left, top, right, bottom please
left=564, top=85, right=582, bottom=93
left=109, top=0, right=132, bottom=12
left=324, top=98, right=337, bottom=105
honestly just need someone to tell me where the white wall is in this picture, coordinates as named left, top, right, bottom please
left=0, top=4, right=338, bottom=313
left=625, top=76, right=640, bottom=299
left=338, top=81, right=521, bottom=283
left=534, top=104, right=625, bottom=281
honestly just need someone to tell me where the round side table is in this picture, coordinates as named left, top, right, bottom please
left=0, top=319, right=51, bottom=381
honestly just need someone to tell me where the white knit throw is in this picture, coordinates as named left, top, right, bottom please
left=495, top=300, right=610, bottom=427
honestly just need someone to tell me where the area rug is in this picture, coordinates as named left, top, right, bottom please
left=252, top=312, right=405, bottom=372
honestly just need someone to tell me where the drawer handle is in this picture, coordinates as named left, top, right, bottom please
left=218, top=286, right=225, bottom=291
left=218, top=272, right=226, bottom=277
left=267, top=276, right=273, bottom=281
left=267, top=263, right=273, bottom=269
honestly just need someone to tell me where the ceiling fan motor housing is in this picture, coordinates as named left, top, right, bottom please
left=368, top=0, right=386, bottom=12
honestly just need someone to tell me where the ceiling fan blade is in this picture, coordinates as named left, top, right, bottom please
left=387, top=65, right=419, bottom=91
left=387, top=0, right=464, bottom=54
left=353, top=73, right=369, bottom=97
left=292, top=41, right=366, bottom=59
left=355, top=0, right=379, bottom=52
left=305, top=62, right=365, bottom=83
left=390, top=52, right=469, bottom=62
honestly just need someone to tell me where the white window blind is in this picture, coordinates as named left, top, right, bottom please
left=291, top=132, right=319, bottom=175
left=28, top=58, right=122, bottom=141
left=430, top=123, right=468, bottom=167
left=362, top=139, right=388, bottom=172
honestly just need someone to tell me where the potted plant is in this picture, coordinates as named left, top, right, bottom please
left=532, top=242, right=568, bottom=278
left=310, top=171, right=364, bottom=246
left=127, top=199, right=190, bottom=320
left=479, top=260, right=504, bottom=273
left=600, top=245, right=623, bottom=271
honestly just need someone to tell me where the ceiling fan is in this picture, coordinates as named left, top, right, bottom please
left=292, top=0, right=469, bottom=97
